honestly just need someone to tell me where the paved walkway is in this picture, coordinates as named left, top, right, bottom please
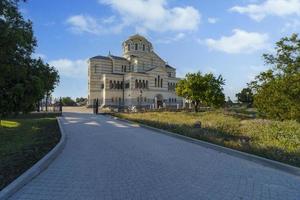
left=10, top=112, right=300, bottom=200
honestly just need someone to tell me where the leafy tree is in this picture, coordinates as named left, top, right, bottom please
left=75, top=97, right=87, bottom=103
left=61, top=97, right=76, bottom=106
left=176, top=72, right=225, bottom=112
left=225, top=96, right=234, bottom=107
left=250, top=34, right=300, bottom=121
left=236, top=87, right=254, bottom=106
left=0, top=0, right=59, bottom=116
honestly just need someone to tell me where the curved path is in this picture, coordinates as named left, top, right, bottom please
left=10, top=112, right=300, bottom=200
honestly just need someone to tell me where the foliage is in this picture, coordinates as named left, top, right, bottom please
left=61, top=97, right=76, bottom=106
left=75, top=97, right=87, bottom=103
left=0, top=0, right=59, bottom=116
left=75, top=97, right=87, bottom=106
left=250, top=34, right=300, bottom=121
left=236, top=87, right=254, bottom=106
left=0, top=114, right=60, bottom=189
left=176, top=72, right=225, bottom=111
left=115, top=111, right=300, bottom=167
left=225, top=96, right=234, bottom=107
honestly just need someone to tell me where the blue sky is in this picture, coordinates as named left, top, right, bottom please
left=21, top=0, right=300, bottom=100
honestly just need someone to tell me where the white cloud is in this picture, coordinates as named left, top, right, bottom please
left=99, top=0, right=201, bottom=33
left=66, top=14, right=122, bottom=35
left=66, top=15, right=101, bottom=34
left=281, top=18, right=300, bottom=32
left=157, top=32, right=185, bottom=44
left=49, top=59, right=87, bottom=78
left=207, top=17, right=218, bottom=24
left=204, top=29, right=269, bottom=54
left=230, top=0, right=300, bottom=21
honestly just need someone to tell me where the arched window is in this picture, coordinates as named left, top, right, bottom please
left=121, top=81, right=123, bottom=89
left=113, top=81, right=116, bottom=89
left=143, top=44, right=145, bottom=51
left=135, top=43, right=138, bottom=50
left=119, top=97, right=122, bottom=103
left=124, top=66, right=126, bottom=72
left=161, top=79, right=163, bottom=88
left=135, top=79, right=138, bottom=88
left=157, top=75, right=160, bottom=87
left=137, top=97, right=139, bottom=102
left=109, top=80, right=112, bottom=89
left=175, top=98, right=177, bottom=103
left=142, top=80, right=145, bottom=88
left=144, top=97, right=147, bottom=102
left=117, top=81, right=120, bottom=89
left=146, top=80, right=148, bottom=88
left=139, top=80, right=142, bottom=88
left=155, top=78, right=157, bottom=87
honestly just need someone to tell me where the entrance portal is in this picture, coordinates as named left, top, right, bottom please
left=155, top=94, right=163, bottom=108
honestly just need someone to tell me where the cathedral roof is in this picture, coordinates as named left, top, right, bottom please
left=109, top=55, right=128, bottom=61
left=166, top=64, right=175, bottom=69
left=89, top=55, right=111, bottom=60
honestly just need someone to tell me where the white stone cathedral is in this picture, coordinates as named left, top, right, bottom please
left=87, top=34, right=182, bottom=108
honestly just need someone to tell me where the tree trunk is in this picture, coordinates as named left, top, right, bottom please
left=194, top=101, right=199, bottom=112
left=45, top=95, right=48, bottom=112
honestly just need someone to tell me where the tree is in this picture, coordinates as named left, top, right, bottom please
left=176, top=72, right=225, bottom=112
left=61, top=97, right=76, bottom=106
left=225, top=96, right=234, bottom=107
left=236, top=87, right=254, bottom=106
left=0, top=0, right=59, bottom=116
left=250, top=33, right=300, bottom=121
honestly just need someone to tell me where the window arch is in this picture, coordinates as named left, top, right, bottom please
left=146, top=80, right=148, bottom=88
left=139, top=80, right=142, bottom=88
left=135, top=79, right=138, bottom=88
left=157, top=75, right=160, bottom=87
left=143, top=44, right=145, bottom=51
left=109, top=80, right=112, bottom=89
left=135, top=43, right=138, bottom=50
left=113, top=81, right=116, bottom=89
left=142, top=80, right=145, bottom=88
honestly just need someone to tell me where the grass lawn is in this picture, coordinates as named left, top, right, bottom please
left=0, top=113, right=61, bottom=190
left=114, top=110, right=300, bottom=167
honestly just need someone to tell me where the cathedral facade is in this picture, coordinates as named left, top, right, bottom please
left=87, top=34, right=182, bottom=108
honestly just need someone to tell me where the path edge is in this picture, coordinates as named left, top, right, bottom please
left=112, top=115, right=300, bottom=177
left=0, top=117, right=67, bottom=200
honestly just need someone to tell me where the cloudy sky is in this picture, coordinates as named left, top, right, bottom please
left=21, top=0, right=300, bottom=100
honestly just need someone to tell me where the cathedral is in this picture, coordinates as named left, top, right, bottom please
left=87, top=34, right=182, bottom=109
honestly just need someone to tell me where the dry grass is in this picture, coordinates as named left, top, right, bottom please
left=114, top=110, right=300, bottom=167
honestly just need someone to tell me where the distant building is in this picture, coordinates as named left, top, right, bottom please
left=87, top=34, right=182, bottom=108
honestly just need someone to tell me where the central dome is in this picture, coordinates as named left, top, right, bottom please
left=122, top=34, right=153, bottom=57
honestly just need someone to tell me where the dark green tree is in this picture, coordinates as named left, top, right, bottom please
left=250, top=33, right=300, bottom=121
left=176, top=72, right=225, bottom=112
left=0, top=0, right=59, bottom=116
left=61, top=97, right=76, bottom=106
left=236, top=87, right=254, bottom=106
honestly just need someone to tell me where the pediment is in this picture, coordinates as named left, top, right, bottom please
left=146, top=65, right=168, bottom=74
